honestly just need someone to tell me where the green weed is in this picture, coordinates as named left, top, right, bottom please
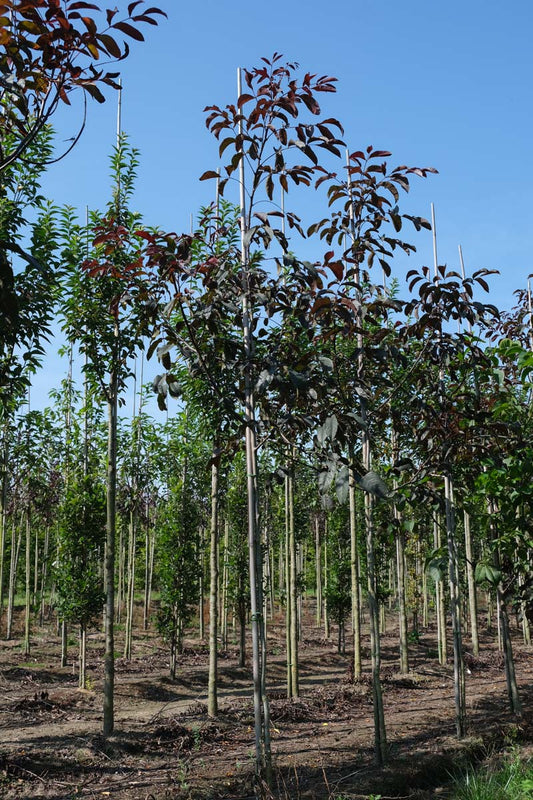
left=451, top=751, right=533, bottom=799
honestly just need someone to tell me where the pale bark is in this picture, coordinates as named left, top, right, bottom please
left=288, top=460, right=299, bottom=698
left=208, top=458, right=219, bottom=718
left=6, top=514, right=21, bottom=640
left=463, top=509, right=479, bottom=655
left=221, top=519, right=229, bottom=650
left=103, top=366, right=118, bottom=738
left=315, top=516, right=322, bottom=627
left=349, top=465, right=361, bottom=679
left=23, top=512, right=31, bottom=655
left=123, top=509, right=136, bottom=660
left=444, top=474, right=466, bottom=738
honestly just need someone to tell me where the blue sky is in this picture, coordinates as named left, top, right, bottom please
left=31, top=0, right=533, bottom=408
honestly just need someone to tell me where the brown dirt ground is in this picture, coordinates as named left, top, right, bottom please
left=0, top=604, right=532, bottom=800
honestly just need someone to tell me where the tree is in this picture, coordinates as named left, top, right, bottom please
left=0, top=1, right=165, bottom=172
left=56, top=470, right=105, bottom=688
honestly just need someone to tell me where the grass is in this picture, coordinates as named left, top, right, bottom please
left=451, top=751, right=533, bottom=799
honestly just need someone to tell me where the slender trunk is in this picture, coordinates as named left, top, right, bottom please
left=238, top=596, right=246, bottom=668
left=324, top=520, right=330, bottom=639
left=366, top=491, right=387, bottom=764
left=23, top=511, right=31, bottom=656
left=519, top=574, right=531, bottom=645
left=434, top=513, right=447, bottom=664
left=499, top=595, right=521, bottom=714
left=79, top=623, right=87, bottom=689
left=0, top=431, right=8, bottom=617
left=39, top=525, right=50, bottom=627
left=444, top=474, right=466, bottom=738
left=421, top=535, right=429, bottom=628
left=6, top=513, right=22, bottom=640
left=488, top=499, right=521, bottom=715
left=198, top=526, right=205, bottom=641
left=143, top=510, right=154, bottom=631
left=238, top=66, right=270, bottom=780
left=208, top=457, right=219, bottom=718
left=221, top=519, right=229, bottom=651
left=288, top=456, right=299, bottom=698
left=103, top=368, right=118, bottom=738
left=116, top=522, right=124, bottom=623
left=284, top=472, right=292, bottom=697
left=463, top=509, right=479, bottom=655
left=349, top=465, right=361, bottom=679
left=396, top=527, right=409, bottom=673
left=123, top=508, right=136, bottom=660
left=61, top=620, right=68, bottom=667
left=391, top=431, right=408, bottom=672
left=315, top=516, right=322, bottom=627
left=32, top=520, right=39, bottom=603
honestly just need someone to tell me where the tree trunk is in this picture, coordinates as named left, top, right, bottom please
left=208, top=457, right=219, bottom=718
left=315, top=516, right=322, bottom=627
left=23, top=511, right=31, bottom=656
left=143, top=508, right=155, bottom=631
left=6, top=514, right=22, bottom=640
left=221, top=519, right=229, bottom=651
left=198, top=527, right=205, bottom=641
left=444, top=474, right=466, bottom=738
left=61, top=620, right=68, bottom=667
left=79, top=623, right=87, bottom=689
left=434, top=513, right=447, bottom=665
left=0, top=431, right=8, bottom=618
left=463, top=509, right=479, bottom=655
left=123, top=508, right=136, bottom=660
left=284, top=471, right=292, bottom=697
left=324, top=520, right=330, bottom=639
left=39, top=524, right=50, bottom=627
left=103, top=368, right=118, bottom=738
left=288, top=457, right=299, bottom=698
left=349, top=465, right=361, bottom=680
left=488, top=499, right=521, bottom=715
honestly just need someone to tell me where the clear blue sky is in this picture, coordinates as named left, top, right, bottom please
left=34, top=0, right=533, bottom=406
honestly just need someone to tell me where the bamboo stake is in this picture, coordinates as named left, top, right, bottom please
left=457, top=245, right=479, bottom=656
left=347, top=150, right=387, bottom=763
left=237, top=66, right=271, bottom=780
left=432, top=205, right=465, bottom=736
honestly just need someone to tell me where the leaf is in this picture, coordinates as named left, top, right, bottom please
left=237, top=93, right=254, bottom=108
left=475, top=563, right=502, bottom=586
left=316, top=414, right=338, bottom=446
left=318, top=468, right=334, bottom=496
left=199, top=170, right=219, bottom=181
left=335, top=465, right=349, bottom=505
left=112, top=20, right=145, bottom=41
left=357, top=471, right=391, bottom=499
left=97, top=33, right=122, bottom=58
left=426, top=556, right=446, bottom=583
left=83, top=83, right=106, bottom=103
left=256, top=369, right=273, bottom=393
left=328, top=261, right=344, bottom=280
left=288, top=369, right=307, bottom=388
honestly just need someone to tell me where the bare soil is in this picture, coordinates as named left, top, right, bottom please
left=1, top=605, right=532, bottom=799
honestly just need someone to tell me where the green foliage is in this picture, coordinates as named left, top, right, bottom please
left=0, top=126, right=61, bottom=418
left=225, top=450, right=250, bottom=619
left=451, top=752, right=533, bottom=800
left=56, top=473, right=105, bottom=627
left=155, top=415, right=205, bottom=650
left=325, top=503, right=351, bottom=626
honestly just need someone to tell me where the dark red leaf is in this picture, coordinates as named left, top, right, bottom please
left=112, top=20, right=144, bottom=41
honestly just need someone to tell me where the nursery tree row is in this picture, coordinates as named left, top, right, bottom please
left=1, top=22, right=533, bottom=780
